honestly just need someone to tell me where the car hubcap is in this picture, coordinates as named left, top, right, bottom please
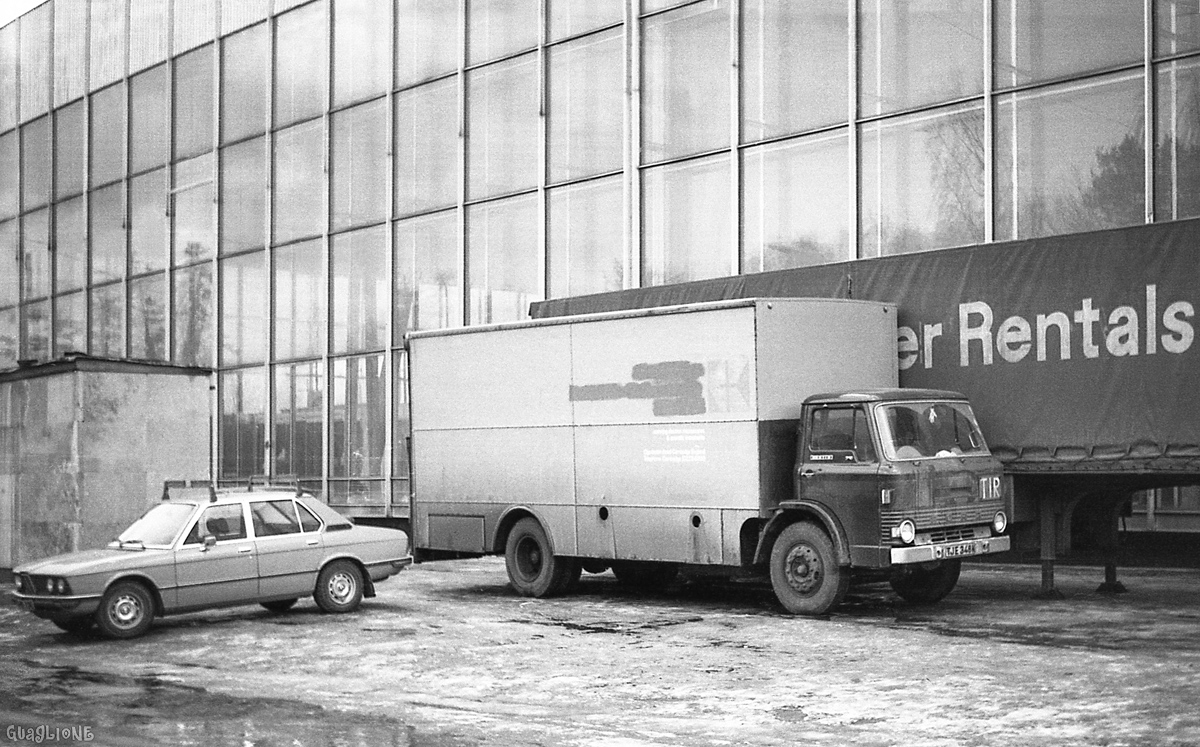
left=328, top=572, right=356, bottom=604
left=515, top=537, right=543, bottom=581
left=784, top=544, right=822, bottom=596
left=110, top=594, right=144, bottom=629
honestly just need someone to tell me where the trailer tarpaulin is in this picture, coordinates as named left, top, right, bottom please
left=530, top=220, right=1200, bottom=474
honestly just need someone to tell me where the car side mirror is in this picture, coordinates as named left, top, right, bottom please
left=202, top=535, right=218, bottom=550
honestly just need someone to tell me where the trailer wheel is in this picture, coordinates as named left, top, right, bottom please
left=611, top=561, right=679, bottom=590
left=505, top=517, right=579, bottom=597
left=769, top=522, right=849, bottom=615
left=889, top=559, right=961, bottom=605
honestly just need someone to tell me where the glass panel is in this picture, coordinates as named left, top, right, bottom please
left=742, top=131, right=850, bottom=272
left=548, top=29, right=624, bottom=183
left=467, top=0, right=539, bottom=65
left=18, top=4, right=51, bottom=121
left=90, top=282, right=125, bottom=357
left=55, top=100, right=86, bottom=199
left=220, top=137, right=267, bottom=254
left=90, top=182, right=126, bottom=284
left=21, top=116, right=51, bottom=210
left=274, top=361, right=324, bottom=479
left=642, top=0, right=730, bottom=163
left=221, top=251, right=267, bottom=365
left=53, top=0, right=88, bottom=107
left=641, top=154, right=731, bottom=286
left=0, top=219, right=15, bottom=307
left=174, top=45, right=215, bottom=162
left=275, top=1, right=328, bottom=128
left=549, top=0, right=623, bottom=41
left=331, top=224, right=388, bottom=354
left=219, top=367, right=266, bottom=480
left=21, top=208, right=51, bottom=300
left=129, top=273, right=167, bottom=360
left=175, top=0, right=216, bottom=53
left=89, top=0, right=127, bottom=91
left=274, top=238, right=326, bottom=360
left=466, top=53, right=539, bottom=199
left=90, top=83, right=125, bottom=188
left=331, top=99, right=388, bottom=231
left=333, top=0, right=390, bottom=106
left=548, top=176, right=625, bottom=298
left=742, top=0, right=847, bottom=142
left=221, top=22, right=269, bottom=145
left=396, top=0, right=459, bottom=88
left=394, top=79, right=459, bottom=217
left=996, top=0, right=1143, bottom=88
left=0, top=308, right=15, bottom=368
left=393, top=351, right=409, bottom=482
left=466, top=193, right=539, bottom=325
left=1157, top=0, right=1200, bottom=56
left=0, top=25, right=14, bottom=131
left=330, top=354, right=386, bottom=478
left=129, top=0, right=169, bottom=73
left=54, top=291, right=87, bottom=355
left=996, top=74, right=1144, bottom=242
left=1156, top=58, right=1200, bottom=221
left=174, top=263, right=215, bottom=367
left=860, top=0, right=983, bottom=117
left=861, top=104, right=984, bottom=257
left=223, top=0, right=271, bottom=36
left=130, top=168, right=169, bottom=275
left=21, top=299, right=50, bottom=361
left=173, top=153, right=216, bottom=265
left=273, top=121, right=325, bottom=246
left=55, top=197, right=87, bottom=292
left=393, top=210, right=462, bottom=343
left=0, top=132, right=15, bottom=219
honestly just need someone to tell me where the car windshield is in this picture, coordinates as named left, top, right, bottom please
left=876, top=401, right=989, bottom=460
left=115, top=503, right=198, bottom=547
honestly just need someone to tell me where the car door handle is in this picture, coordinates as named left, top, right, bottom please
left=800, top=470, right=816, bottom=478
left=237, top=546, right=253, bottom=554
left=305, top=539, right=319, bottom=546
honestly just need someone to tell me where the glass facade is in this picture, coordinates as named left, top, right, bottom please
left=0, top=0, right=1190, bottom=518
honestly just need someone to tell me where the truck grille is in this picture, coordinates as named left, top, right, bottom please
left=881, top=504, right=999, bottom=544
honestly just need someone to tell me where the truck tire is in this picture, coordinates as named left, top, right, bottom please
left=95, top=580, right=156, bottom=639
left=769, top=522, right=849, bottom=615
left=505, top=517, right=579, bottom=597
left=889, top=560, right=962, bottom=605
left=611, top=561, right=679, bottom=590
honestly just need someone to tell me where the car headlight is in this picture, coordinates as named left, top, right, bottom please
left=992, top=511, right=1008, bottom=535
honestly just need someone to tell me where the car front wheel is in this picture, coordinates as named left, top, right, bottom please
left=314, top=560, right=363, bottom=613
left=95, top=581, right=155, bottom=639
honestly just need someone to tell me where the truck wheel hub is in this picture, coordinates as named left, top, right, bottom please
left=784, top=545, right=822, bottom=595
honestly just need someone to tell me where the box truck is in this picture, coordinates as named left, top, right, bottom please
left=407, top=298, right=1011, bottom=614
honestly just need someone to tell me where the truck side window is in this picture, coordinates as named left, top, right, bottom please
left=809, top=407, right=876, bottom=463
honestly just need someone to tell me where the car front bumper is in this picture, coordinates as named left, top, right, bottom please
left=10, top=591, right=103, bottom=620
left=891, top=535, right=1011, bottom=564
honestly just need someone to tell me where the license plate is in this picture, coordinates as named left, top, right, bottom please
left=933, top=539, right=990, bottom=559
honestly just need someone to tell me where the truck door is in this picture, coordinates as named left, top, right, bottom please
left=798, top=405, right=883, bottom=566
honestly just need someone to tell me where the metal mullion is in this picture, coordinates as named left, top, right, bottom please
left=1144, top=0, right=1155, bottom=224
left=848, top=0, right=858, bottom=261
left=626, top=0, right=640, bottom=289
left=458, top=0, right=469, bottom=324
left=321, top=0, right=333, bottom=501
left=383, top=0, right=397, bottom=515
left=983, top=0, right=994, bottom=243
left=730, top=0, right=740, bottom=277
left=537, top=0, right=548, bottom=304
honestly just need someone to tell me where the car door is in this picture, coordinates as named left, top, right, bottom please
left=250, top=498, right=323, bottom=599
left=173, top=502, right=258, bottom=611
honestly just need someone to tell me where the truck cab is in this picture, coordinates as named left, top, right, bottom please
left=765, top=388, right=1011, bottom=614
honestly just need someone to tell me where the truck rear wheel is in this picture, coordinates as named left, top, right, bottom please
left=769, top=522, right=849, bottom=615
left=505, top=517, right=579, bottom=597
left=889, top=560, right=961, bottom=604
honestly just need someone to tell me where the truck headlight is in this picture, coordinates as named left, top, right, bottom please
left=897, top=520, right=916, bottom=544
left=992, top=511, right=1008, bottom=535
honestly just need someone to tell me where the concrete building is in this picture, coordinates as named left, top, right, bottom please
left=1, top=1, right=1198, bottom=574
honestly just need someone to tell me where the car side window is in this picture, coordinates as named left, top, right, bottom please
left=808, top=407, right=876, bottom=464
left=297, top=502, right=322, bottom=532
left=251, top=500, right=301, bottom=537
left=183, top=504, right=248, bottom=544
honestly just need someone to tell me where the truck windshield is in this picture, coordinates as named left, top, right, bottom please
left=875, top=402, right=989, bottom=461
left=114, top=503, right=198, bottom=548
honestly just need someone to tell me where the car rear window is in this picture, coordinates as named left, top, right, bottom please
left=251, top=500, right=301, bottom=537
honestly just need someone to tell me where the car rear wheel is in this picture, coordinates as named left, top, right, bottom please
left=314, top=560, right=363, bottom=613
left=51, top=616, right=94, bottom=635
left=769, top=522, right=849, bottom=616
left=890, top=559, right=962, bottom=604
left=260, top=598, right=299, bottom=613
left=95, top=581, right=155, bottom=639
left=505, top=517, right=579, bottom=597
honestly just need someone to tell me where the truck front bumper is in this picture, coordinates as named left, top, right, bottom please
left=891, top=535, right=1011, bottom=564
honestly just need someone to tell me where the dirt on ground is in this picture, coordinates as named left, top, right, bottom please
left=2, top=558, right=1200, bottom=746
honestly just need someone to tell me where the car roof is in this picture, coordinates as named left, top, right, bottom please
left=804, top=388, right=970, bottom=405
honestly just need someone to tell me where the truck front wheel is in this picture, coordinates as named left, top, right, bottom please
left=769, top=522, right=849, bottom=615
left=505, top=517, right=580, bottom=597
left=889, top=559, right=961, bottom=604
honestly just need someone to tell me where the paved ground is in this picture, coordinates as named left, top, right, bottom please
left=2, top=558, right=1200, bottom=746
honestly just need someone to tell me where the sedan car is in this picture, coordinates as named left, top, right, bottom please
left=11, top=485, right=412, bottom=638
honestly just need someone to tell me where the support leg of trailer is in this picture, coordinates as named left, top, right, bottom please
left=1036, top=497, right=1065, bottom=600
left=1097, top=494, right=1129, bottom=595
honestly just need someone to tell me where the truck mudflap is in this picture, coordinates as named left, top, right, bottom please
left=891, top=535, right=1010, bottom=564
